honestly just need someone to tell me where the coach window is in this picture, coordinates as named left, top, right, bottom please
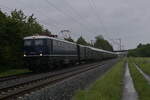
left=53, top=40, right=57, bottom=46
left=47, top=39, right=51, bottom=46
left=58, top=42, right=62, bottom=47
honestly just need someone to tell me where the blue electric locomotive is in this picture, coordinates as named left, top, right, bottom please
left=23, top=35, right=117, bottom=72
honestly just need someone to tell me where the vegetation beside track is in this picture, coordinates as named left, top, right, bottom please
left=133, top=57, right=150, bottom=75
left=128, top=43, right=150, bottom=57
left=128, top=58, right=150, bottom=100
left=73, top=60, right=124, bottom=100
left=0, top=68, right=30, bottom=77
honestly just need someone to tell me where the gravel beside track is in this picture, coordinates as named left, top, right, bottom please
left=18, top=59, right=118, bottom=100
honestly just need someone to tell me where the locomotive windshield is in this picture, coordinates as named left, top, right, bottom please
left=35, top=39, right=43, bottom=46
left=24, top=40, right=32, bottom=46
left=24, top=39, right=47, bottom=56
left=24, top=39, right=44, bottom=46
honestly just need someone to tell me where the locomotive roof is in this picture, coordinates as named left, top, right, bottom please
left=24, top=35, right=53, bottom=39
left=89, top=46, right=115, bottom=54
left=24, top=35, right=77, bottom=45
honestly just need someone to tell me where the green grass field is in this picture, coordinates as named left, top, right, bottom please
left=73, top=60, right=124, bottom=100
left=128, top=59, right=150, bottom=100
left=132, top=57, right=150, bottom=75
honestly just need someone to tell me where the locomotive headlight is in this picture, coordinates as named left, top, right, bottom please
left=24, top=54, right=26, bottom=57
left=40, top=53, right=43, bottom=56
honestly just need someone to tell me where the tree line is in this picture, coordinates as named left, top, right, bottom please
left=65, top=35, right=113, bottom=51
left=0, top=9, right=46, bottom=68
left=128, top=43, right=150, bottom=57
left=0, top=9, right=113, bottom=69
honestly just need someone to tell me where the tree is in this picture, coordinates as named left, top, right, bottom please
left=0, top=10, right=7, bottom=65
left=43, top=29, right=51, bottom=34
left=128, top=43, right=150, bottom=57
left=76, top=36, right=88, bottom=45
left=11, top=9, right=26, bottom=20
left=94, top=35, right=113, bottom=51
left=26, top=14, right=43, bottom=35
left=39, top=29, right=52, bottom=36
left=0, top=9, right=44, bottom=68
left=137, top=43, right=142, bottom=48
left=95, top=35, right=104, bottom=40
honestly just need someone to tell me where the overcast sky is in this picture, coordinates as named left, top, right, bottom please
left=1, top=0, right=150, bottom=50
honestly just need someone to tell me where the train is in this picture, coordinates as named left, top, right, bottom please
left=23, top=35, right=117, bottom=72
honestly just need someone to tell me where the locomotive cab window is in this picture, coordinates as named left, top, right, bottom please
left=24, top=39, right=44, bottom=46
left=24, top=40, right=32, bottom=46
left=35, top=39, right=43, bottom=46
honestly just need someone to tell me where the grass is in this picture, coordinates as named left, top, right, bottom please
left=0, top=67, right=31, bottom=77
left=133, top=57, right=150, bottom=75
left=128, top=59, right=150, bottom=100
left=73, top=60, right=124, bottom=100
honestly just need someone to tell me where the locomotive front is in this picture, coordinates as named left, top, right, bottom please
left=23, top=36, right=50, bottom=71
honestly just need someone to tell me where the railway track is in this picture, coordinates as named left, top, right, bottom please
left=0, top=72, right=34, bottom=82
left=0, top=61, right=109, bottom=100
left=0, top=62, right=103, bottom=86
left=0, top=62, right=102, bottom=83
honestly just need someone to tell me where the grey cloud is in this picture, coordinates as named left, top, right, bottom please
left=1, top=0, right=150, bottom=50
